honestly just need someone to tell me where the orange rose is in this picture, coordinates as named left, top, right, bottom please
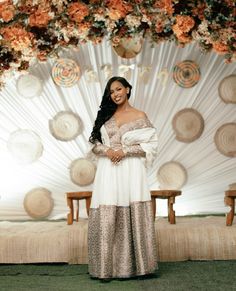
left=29, top=10, right=51, bottom=27
left=37, top=50, right=48, bottom=62
left=1, top=25, right=34, bottom=51
left=177, top=33, right=192, bottom=44
left=154, top=0, right=174, bottom=15
left=68, top=2, right=89, bottom=23
left=106, top=0, right=132, bottom=20
left=212, top=42, right=228, bottom=55
left=155, top=20, right=163, bottom=33
left=172, top=15, right=195, bottom=36
left=0, top=1, right=15, bottom=22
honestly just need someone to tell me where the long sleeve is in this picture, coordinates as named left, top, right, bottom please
left=123, top=144, right=146, bottom=157
left=92, top=142, right=110, bottom=156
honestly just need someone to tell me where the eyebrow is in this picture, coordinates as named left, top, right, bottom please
left=110, top=86, right=122, bottom=91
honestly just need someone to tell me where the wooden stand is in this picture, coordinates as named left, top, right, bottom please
left=150, top=190, right=182, bottom=224
left=225, top=190, right=236, bottom=226
left=66, top=191, right=92, bottom=225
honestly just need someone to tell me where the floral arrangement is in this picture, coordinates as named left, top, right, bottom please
left=0, top=0, right=235, bottom=88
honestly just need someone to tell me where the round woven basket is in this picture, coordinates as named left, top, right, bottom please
left=17, top=74, right=43, bottom=98
left=214, top=123, right=236, bottom=157
left=218, top=74, right=236, bottom=104
left=112, top=36, right=143, bottom=59
left=173, top=60, right=200, bottom=88
left=24, top=187, right=54, bottom=219
left=157, top=161, right=188, bottom=190
left=70, top=158, right=96, bottom=186
left=52, top=58, right=80, bottom=87
left=172, top=108, right=204, bottom=143
left=49, top=111, right=83, bottom=141
left=7, top=129, right=43, bottom=164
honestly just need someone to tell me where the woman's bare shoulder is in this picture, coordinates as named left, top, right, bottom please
left=131, top=108, right=147, bottom=118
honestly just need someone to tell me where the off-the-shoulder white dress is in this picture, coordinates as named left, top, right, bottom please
left=88, top=115, right=158, bottom=279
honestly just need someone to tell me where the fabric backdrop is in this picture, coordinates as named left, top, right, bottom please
left=0, top=39, right=235, bottom=220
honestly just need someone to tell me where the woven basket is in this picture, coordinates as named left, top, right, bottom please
left=172, top=108, right=204, bottom=143
left=24, top=187, right=54, bottom=219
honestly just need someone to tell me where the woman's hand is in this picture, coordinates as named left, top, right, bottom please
left=106, top=148, right=125, bottom=164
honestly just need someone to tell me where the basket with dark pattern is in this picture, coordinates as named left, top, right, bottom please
left=173, top=60, right=200, bottom=88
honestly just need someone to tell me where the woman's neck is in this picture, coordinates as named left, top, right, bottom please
left=116, top=101, right=132, bottom=113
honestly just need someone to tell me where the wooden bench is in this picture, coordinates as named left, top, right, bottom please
left=66, top=191, right=92, bottom=225
left=151, top=190, right=182, bottom=224
left=225, top=190, right=236, bottom=226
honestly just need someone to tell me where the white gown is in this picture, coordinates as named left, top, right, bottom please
left=88, top=115, right=158, bottom=279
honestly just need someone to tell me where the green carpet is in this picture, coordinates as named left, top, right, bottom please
left=0, top=261, right=236, bottom=291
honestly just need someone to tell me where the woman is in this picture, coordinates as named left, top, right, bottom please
left=88, top=76, right=158, bottom=280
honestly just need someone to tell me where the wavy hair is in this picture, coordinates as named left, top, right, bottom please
left=89, top=76, right=132, bottom=144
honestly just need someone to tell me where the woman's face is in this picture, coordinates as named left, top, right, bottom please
left=110, top=81, right=129, bottom=105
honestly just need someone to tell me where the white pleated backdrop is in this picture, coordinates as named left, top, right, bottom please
left=0, top=39, right=235, bottom=220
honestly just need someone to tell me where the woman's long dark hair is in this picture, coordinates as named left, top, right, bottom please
left=89, top=76, right=132, bottom=144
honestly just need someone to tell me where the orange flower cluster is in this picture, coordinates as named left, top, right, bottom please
left=0, top=25, right=34, bottom=52
left=29, top=9, right=52, bottom=27
left=172, top=15, right=195, bottom=43
left=68, top=2, right=89, bottom=23
left=0, top=0, right=15, bottom=22
left=154, top=0, right=174, bottom=15
left=212, top=42, right=229, bottom=55
left=106, top=0, right=132, bottom=21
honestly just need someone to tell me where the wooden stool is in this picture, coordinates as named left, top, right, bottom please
left=150, top=190, right=182, bottom=224
left=225, top=190, right=236, bottom=226
left=66, top=191, right=92, bottom=225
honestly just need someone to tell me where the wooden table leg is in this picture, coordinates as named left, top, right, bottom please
left=151, top=197, right=156, bottom=220
left=168, top=197, right=176, bottom=224
left=76, top=200, right=79, bottom=222
left=67, top=197, right=74, bottom=225
left=86, top=197, right=91, bottom=216
left=225, top=197, right=235, bottom=226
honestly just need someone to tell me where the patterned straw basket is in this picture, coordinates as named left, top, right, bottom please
left=173, top=60, right=200, bottom=88
left=52, top=58, right=80, bottom=87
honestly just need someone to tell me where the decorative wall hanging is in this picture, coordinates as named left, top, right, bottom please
left=16, top=74, right=43, bottom=98
left=7, top=129, right=43, bottom=164
left=70, top=158, right=96, bottom=186
left=218, top=75, right=236, bottom=104
left=173, top=60, right=200, bottom=88
left=52, top=58, right=80, bottom=87
left=23, top=187, right=54, bottom=219
left=118, top=64, right=135, bottom=80
left=214, top=123, right=236, bottom=157
left=49, top=111, right=83, bottom=141
left=112, top=37, right=143, bottom=59
left=157, top=68, right=169, bottom=87
left=172, top=108, right=204, bottom=143
left=157, top=161, right=188, bottom=190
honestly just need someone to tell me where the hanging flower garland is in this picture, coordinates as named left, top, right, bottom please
left=0, top=0, right=235, bottom=88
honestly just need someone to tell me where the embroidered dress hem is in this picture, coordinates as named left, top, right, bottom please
left=88, top=201, right=158, bottom=279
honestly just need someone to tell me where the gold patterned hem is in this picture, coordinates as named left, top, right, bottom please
left=88, top=201, right=158, bottom=279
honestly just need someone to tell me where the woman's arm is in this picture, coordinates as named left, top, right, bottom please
left=123, top=144, right=146, bottom=157
left=92, top=142, right=110, bottom=156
